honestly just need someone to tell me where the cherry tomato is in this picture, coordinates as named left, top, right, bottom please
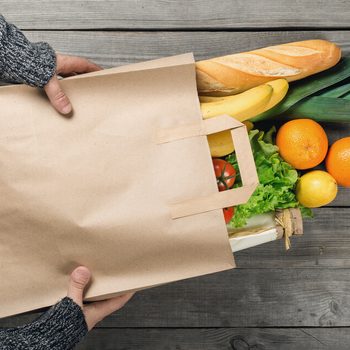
left=223, top=207, right=235, bottom=224
left=212, top=158, right=236, bottom=191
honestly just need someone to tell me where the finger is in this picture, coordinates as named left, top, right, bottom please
left=84, top=293, right=134, bottom=330
left=56, top=54, right=102, bottom=75
left=67, top=266, right=91, bottom=308
left=44, top=75, right=72, bottom=115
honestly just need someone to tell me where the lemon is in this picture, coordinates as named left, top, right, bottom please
left=296, top=170, right=338, bottom=208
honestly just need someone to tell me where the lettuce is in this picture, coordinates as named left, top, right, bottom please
left=226, top=127, right=312, bottom=228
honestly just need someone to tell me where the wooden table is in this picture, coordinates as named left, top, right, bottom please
left=1, top=1, right=350, bottom=348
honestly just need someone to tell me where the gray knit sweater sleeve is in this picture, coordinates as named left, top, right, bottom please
left=0, top=297, right=88, bottom=349
left=0, top=14, right=56, bottom=87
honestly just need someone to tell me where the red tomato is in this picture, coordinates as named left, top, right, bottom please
left=223, top=207, right=235, bottom=224
left=212, top=158, right=236, bottom=191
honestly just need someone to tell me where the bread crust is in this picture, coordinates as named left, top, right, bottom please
left=196, top=40, right=341, bottom=96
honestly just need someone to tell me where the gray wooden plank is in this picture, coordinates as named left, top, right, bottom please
left=2, top=265, right=350, bottom=328
left=1, top=1, right=350, bottom=30
left=234, top=208, right=350, bottom=268
left=76, top=328, right=350, bottom=350
left=22, top=30, right=350, bottom=68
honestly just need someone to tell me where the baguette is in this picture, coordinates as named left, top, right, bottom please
left=196, top=40, right=341, bottom=96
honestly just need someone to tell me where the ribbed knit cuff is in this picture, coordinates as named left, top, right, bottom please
left=0, top=15, right=56, bottom=87
left=0, top=297, right=88, bottom=350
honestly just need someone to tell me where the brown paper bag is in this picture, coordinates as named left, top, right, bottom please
left=0, top=53, right=258, bottom=317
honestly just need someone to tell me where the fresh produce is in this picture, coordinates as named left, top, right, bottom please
left=212, top=158, right=236, bottom=191
left=212, top=158, right=236, bottom=224
left=286, top=79, right=350, bottom=122
left=288, top=96, right=350, bottom=122
left=263, top=79, right=289, bottom=111
left=252, top=58, right=350, bottom=123
left=196, top=39, right=341, bottom=96
left=200, top=39, right=349, bottom=231
left=200, top=79, right=289, bottom=105
left=208, top=120, right=254, bottom=157
left=199, top=95, right=226, bottom=103
left=201, top=84, right=273, bottom=121
left=223, top=207, right=235, bottom=224
left=225, top=127, right=310, bottom=228
left=204, top=84, right=272, bottom=157
left=205, top=79, right=288, bottom=157
left=296, top=171, right=338, bottom=208
left=276, top=119, right=328, bottom=170
left=326, top=137, right=350, bottom=187
left=319, top=81, right=350, bottom=98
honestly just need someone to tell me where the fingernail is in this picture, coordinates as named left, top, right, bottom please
left=61, top=103, right=72, bottom=115
left=72, top=266, right=91, bottom=284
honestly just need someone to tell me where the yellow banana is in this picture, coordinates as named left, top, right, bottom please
left=202, top=84, right=272, bottom=157
left=199, top=95, right=226, bottom=103
left=263, top=79, right=289, bottom=112
left=200, top=79, right=288, bottom=116
left=244, top=120, right=254, bottom=131
left=204, top=79, right=289, bottom=157
left=208, top=121, right=254, bottom=157
left=201, top=84, right=273, bottom=121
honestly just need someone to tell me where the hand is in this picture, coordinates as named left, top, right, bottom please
left=44, top=54, right=101, bottom=115
left=67, top=266, right=134, bottom=330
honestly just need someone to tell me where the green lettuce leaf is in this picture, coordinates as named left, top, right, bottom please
left=225, top=127, right=310, bottom=228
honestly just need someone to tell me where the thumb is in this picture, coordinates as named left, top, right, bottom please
left=67, top=266, right=91, bottom=307
left=44, top=75, right=72, bottom=115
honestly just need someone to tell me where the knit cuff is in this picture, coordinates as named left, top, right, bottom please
left=0, top=16, right=56, bottom=87
left=0, top=297, right=88, bottom=349
left=32, top=297, right=89, bottom=348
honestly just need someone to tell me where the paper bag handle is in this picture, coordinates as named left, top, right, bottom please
left=157, top=115, right=259, bottom=219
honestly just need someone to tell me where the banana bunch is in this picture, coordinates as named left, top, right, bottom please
left=200, top=79, right=289, bottom=157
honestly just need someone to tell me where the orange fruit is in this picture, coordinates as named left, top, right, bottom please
left=276, top=119, right=328, bottom=170
left=326, top=137, right=350, bottom=187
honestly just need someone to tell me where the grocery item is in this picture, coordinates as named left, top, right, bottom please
left=212, top=158, right=236, bottom=191
left=223, top=207, right=235, bottom=224
left=201, top=84, right=273, bottom=121
left=228, top=208, right=303, bottom=251
left=319, top=82, right=350, bottom=97
left=263, top=79, right=289, bottom=111
left=226, top=127, right=309, bottom=228
left=199, top=79, right=289, bottom=105
left=205, top=79, right=288, bottom=157
left=207, top=120, right=254, bottom=157
left=252, top=58, right=350, bottom=123
left=196, top=40, right=341, bottom=96
left=288, top=96, right=350, bottom=123
left=326, top=137, right=350, bottom=187
left=286, top=79, right=350, bottom=122
left=296, top=170, right=338, bottom=208
left=276, top=119, right=328, bottom=170
left=212, top=159, right=236, bottom=223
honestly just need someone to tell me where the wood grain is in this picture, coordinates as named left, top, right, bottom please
left=22, top=30, right=350, bottom=68
left=76, top=328, right=350, bottom=350
left=1, top=1, right=350, bottom=30
left=2, top=263, right=350, bottom=328
left=234, top=208, right=350, bottom=268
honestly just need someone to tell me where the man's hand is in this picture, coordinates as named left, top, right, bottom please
left=44, top=54, right=101, bottom=115
left=67, top=266, right=134, bottom=330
